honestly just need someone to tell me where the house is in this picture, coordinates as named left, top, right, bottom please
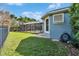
left=0, top=10, right=11, bottom=48
left=41, top=7, right=72, bottom=40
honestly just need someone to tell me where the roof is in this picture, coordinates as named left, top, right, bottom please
left=41, top=7, right=70, bottom=19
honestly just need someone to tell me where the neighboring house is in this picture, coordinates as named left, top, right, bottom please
left=41, top=7, right=72, bottom=40
left=0, top=10, right=11, bottom=48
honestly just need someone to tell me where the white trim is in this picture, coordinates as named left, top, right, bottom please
left=49, top=8, right=69, bottom=14
left=48, top=16, right=50, bottom=33
left=53, top=13, right=64, bottom=24
left=44, top=16, right=50, bottom=33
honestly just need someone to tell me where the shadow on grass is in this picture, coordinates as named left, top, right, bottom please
left=15, top=36, right=69, bottom=56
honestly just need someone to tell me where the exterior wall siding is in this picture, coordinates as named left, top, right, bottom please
left=49, top=12, right=72, bottom=39
left=0, top=27, right=8, bottom=48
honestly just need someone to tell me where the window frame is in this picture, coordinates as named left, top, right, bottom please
left=53, top=13, right=64, bottom=24
left=44, top=16, right=50, bottom=33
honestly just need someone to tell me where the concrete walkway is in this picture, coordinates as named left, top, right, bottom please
left=33, top=33, right=59, bottom=41
left=33, top=33, right=50, bottom=38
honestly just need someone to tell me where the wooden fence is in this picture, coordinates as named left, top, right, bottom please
left=10, top=22, right=43, bottom=33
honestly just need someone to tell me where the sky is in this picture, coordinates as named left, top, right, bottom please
left=0, top=3, right=71, bottom=21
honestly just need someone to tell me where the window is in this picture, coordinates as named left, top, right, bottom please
left=53, top=13, right=64, bottom=24
left=46, top=19, right=49, bottom=31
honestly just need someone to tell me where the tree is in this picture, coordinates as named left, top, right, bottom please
left=69, top=3, right=79, bottom=47
left=16, top=16, right=36, bottom=23
left=0, top=10, right=11, bottom=27
left=69, top=3, right=79, bottom=35
left=10, top=14, right=15, bottom=19
left=10, top=14, right=18, bottom=27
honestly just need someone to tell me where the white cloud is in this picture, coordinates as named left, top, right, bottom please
left=7, top=3, right=23, bottom=6
left=48, top=3, right=61, bottom=9
left=22, top=11, right=43, bottom=21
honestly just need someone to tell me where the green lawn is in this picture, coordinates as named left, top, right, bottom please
left=0, top=32, right=69, bottom=56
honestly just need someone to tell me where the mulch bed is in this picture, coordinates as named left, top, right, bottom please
left=64, top=43, right=79, bottom=56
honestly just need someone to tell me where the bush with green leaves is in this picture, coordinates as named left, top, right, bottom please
left=74, top=32, right=79, bottom=43
left=71, top=32, right=79, bottom=48
left=69, top=3, right=79, bottom=47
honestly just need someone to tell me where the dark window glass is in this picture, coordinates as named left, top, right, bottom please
left=46, top=19, right=49, bottom=31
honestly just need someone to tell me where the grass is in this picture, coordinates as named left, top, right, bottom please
left=0, top=32, right=69, bottom=56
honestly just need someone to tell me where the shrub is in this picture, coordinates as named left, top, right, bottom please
left=72, top=32, right=79, bottom=48
left=69, top=3, right=79, bottom=48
